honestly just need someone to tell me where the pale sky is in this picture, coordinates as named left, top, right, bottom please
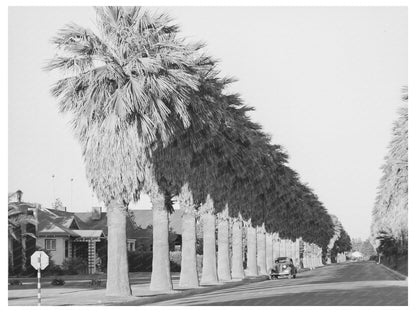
left=8, top=7, right=407, bottom=240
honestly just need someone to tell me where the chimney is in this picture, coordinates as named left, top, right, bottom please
left=91, top=207, right=102, bottom=220
left=16, top=190, right=23, bottom=203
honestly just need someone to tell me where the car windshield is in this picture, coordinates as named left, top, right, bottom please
left=276, top=258, right=290, bottom=263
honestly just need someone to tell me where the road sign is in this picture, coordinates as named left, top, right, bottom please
left=31, top=251, right=49, bottom=270
left=31, top=251, right=49, bottom=306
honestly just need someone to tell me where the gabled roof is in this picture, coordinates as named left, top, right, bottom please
left=36, top=207, right=184, bottom=238
left=37, top=209, right=80, bottom=237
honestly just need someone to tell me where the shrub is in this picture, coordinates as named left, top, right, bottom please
left=170, top=261, right=181, bottom=272
left=90, top=278, right=104, bottom=288
left=128, top=251, right=153, bottom=272
left=44, top=264, right=64, bottom=276
left=169, top=251, right=181, bottom=265
left=9, top=279, right=22, bottom=286
left=62, top=257, right=88, bottom=275
left=51, top=278, right=65, bottom=286
left=169, top=251, right=182, bottom=272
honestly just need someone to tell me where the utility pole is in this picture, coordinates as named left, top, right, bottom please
left=51, top=174, right=55, bottom=203
left=70, top=178, right=74, bottom=209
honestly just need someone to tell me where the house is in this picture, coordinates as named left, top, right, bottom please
left=9, top=190, right=184, bottom=275
left=37, top=207, right=183, bottom=273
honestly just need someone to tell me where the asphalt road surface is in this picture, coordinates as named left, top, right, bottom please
left=150, top=262, right=407, bottom=306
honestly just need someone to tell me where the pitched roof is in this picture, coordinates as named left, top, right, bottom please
left=37, top=209, right=80, bottom=237
left=36, top=207, right=184, bottom=238
left=75, top=212, right=108, bottom=233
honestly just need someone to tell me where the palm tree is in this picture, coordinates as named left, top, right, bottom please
left=266, top=233, right=273, bottom=272
left=46, top=6, right=206, bottom=295
left=178, top=183, right=199, bottom=288
left=199, top=194, right=218, bottom=284
left=8, top=202, right=37, bottom=274
left=231, top=214, right=245, bottom=279
left=217, top=206, right=231, bottom=281
left=372, top=87, right=408, bottom=255
left=245, top=219, right=258, bottom=276
left=256, top=224, right=267, bottom=275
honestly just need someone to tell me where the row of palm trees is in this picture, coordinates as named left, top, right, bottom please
left=46, top=7, right=338, bottom=296
left=371, top=87, right=408, bottom=255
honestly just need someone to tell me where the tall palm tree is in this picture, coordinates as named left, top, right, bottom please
left=178, top=183, right=198, bottom=288
left=46, top=6, right=207, bottom=295
left=217, top=206, right=231, bottom=281
left=245, top=219, right=258, bottom=276
left=372, top=87, right=408, bottom=254
left=266, top=233, right=273, bottom=272
left=231, top=214, right=245, bottom=279
left=8, top=202, right=37, bottom=274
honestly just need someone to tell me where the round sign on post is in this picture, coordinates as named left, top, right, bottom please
left=31, top=251, right=49, bottom=270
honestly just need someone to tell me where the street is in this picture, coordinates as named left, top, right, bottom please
left=8, top=261, right=407, bottom=306
left=148, top=262, right=407, bottom=306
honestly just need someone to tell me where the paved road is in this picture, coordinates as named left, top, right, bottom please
left=150, top=262, right=408, bottom=306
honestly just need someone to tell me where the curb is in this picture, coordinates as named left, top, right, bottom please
left=379, top=263, right=408, bottom=281
left=105, top=276, right=269, bottom=306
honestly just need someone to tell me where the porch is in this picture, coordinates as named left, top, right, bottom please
left=68, top=230, right=106, bottom=274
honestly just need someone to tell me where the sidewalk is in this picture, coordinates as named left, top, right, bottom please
left=378, top=263, right=408, bottom=281
left=8, top=274, right=268, bottom=306
left=8, top=272, right=161, bottom=290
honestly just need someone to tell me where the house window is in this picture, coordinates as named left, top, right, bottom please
left=45, top=239, right=56, bottom=251
left=127, top=239, right=136, bottom=252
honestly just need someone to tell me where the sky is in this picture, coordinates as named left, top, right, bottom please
left=8, top=6, right=407, bottom=240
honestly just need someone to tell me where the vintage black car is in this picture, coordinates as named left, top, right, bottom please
left=270, top=257, right=297, bottom=279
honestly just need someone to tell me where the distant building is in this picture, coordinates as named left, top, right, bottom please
left=351, top=251, right=364, bottom=261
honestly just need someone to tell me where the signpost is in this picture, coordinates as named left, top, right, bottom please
left=31, top=251, right=49, bottom=306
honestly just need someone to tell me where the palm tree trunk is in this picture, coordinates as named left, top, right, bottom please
left=294, top=238, right=300, bottom=267
left=290, top=240, right=295, bottom=262
left=281, top=239, right=286, bottom=256
left=21, top=223, right=27, bottom=272
left=256, top=225, right=267, bottom=275
left=285, top=239, right=289, bottom=257
left=231, top=219, right=245, bottom=279
left=178, top=184, right=198, bottom=288
left=9, top=237, right=14, bottom=275
left=304, top=243, right=310, bottom=268
left=266, top=233, right=273, bottom=273
left=272, top=233, right=279, bottom=260
left=246, top=224, right=258, bottom=276
left=200, top=195, right=218, bottom=285
left=217, top=216, right=231, bottom=281
left=149, top=189, right=173, bottom=291
left=106, top=200, right=131, bottom=297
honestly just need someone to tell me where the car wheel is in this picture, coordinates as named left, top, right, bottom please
left=293, top=275, right=296, bottom=279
